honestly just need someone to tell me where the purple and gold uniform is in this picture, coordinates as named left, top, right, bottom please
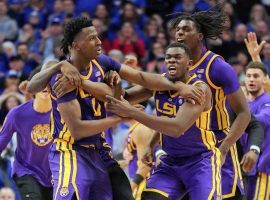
left=49, top=54, right=121, bottom=200
left=0, top=100, right=52, bottom=187
left=189, top=50, right=244, bottom=198
left=144, top=74, right=221, bottom=199
left=246, top=92, right=270, bottom=200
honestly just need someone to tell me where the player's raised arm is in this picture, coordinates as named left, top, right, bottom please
left=107, top=83, right=211, bottom=138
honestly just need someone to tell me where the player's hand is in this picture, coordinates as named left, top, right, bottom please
left=53, top=74, right=77, bottom=97
left=104, top=70, right=121, bottom=87
left=106, top=95, right=134, bottom=117
left=244, top=32, right=266, bottom=61
left=60, top=60, right=82, bottom=87
left=19, top=80, right=33, bottom=101
left=240, top=150, right=258, bottom=173
left=178, top=83, right=205, bottom=105
left=141, top=146, right=154, bottom=168
left=123, top=147, right=134, bottom=161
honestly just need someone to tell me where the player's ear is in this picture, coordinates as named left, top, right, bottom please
left=72, top=41, right=80, bottom=51
left=198, top=33, right=203, bottom=41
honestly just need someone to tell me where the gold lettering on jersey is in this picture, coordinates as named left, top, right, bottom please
left=155, top=100, right=177, bottom=116
left=79, top=88, right=90, bottom=98
left=92, top=98, right=101, bottom=116
left=31, top=124, right=53, bottom=146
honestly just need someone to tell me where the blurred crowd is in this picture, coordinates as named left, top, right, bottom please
left=1, top=0, right=270, bottom=199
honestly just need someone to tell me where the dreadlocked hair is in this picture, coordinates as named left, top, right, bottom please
left=170, top=10, right=228, bottom=40
left=61, top=17, right=93, bottom=55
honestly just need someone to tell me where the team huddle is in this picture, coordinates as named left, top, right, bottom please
left=0, top=9, right=270, bottom=200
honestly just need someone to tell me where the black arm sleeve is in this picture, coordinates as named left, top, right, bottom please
left=229, top=108, right=264, bottom=149
left=246, top=114, right=264, bottom=149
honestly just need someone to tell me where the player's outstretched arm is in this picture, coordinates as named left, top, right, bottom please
left=27, top=61, right=81, bottom=94
left=118, top=64, right=204, bottom=104
left=58, top=99, right=121, bottom=140
left=107, top=83, right=210, bottom=138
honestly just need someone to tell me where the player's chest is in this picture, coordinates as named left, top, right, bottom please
left=154, top=92, right=184, bottom=117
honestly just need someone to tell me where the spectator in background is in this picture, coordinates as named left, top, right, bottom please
left=22, top=0, right=47, bottom=29
left=0, top=1, right=18, bottom=42
left=8, top=55, right=28, bottom=82
left=75, top=0, right=102, bottom=16
left=262, top=41, right=270, bottom=75
left=47, top=0, right=65, bottom=26
left=0, top=92, right=24, bottom=125
left=247, top=4, right=270, bottom=32
left=222, top=1, right=241, bottom=30
left=255, top=20, right=269, bottom=40
left=145, top=42, right=165, bottom=71
left=63, top=0, right=75, bottom=16
left=39, top=16, right=63, bottom=60
left=16, top=42, right=39, bottom=76
left=7, top=0, right=25, bottom=28
left=228, top=57, right=246, bottom=83
left=155, top=31, right=168, bottom=49
left=2, top=42, right=16, bottom=59
left=17, top=23, right=41, bottom=56
left=108, top=49, right=124, bottom=63
left=173, top=0, right=211, bottom=14
left=0, top=70, right=20, bottom=94
left=92, top=18, right=111, bottom=54
left=0, top=187, right=15, bottom=200
left=94, top=4, right=110, bottom=29
left=112, top=22, right=145, bottom=62
left=142, top=16, right=163, bottom=48
left=111, top=1, right=148, bottom=35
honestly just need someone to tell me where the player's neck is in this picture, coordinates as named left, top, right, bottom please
left=191, top=47, right=203, bottom=64
left=248, top=88, right=265, bottom=101
left=70, top=54, right=91, bottom=71
left=33, top=98, right=51, bottom=113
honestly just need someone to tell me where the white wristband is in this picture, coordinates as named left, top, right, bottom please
left=155, top=149, right=166, bottom=158
left=250, top=145, right=260, bottom=154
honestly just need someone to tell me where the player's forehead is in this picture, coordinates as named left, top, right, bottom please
left=246, top=68, right=264, bottom=75
left=177, top=19, right=196, bottom=29
left=166, top=47, right=186, bottom=55
left=78, top=26, right=97, bottom=37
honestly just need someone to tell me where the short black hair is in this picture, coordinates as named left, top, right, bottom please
left=61, top=17, right=93, bottom=55
left=165, top=42, right=192, bottom=58
left=170, top=10, right=228, bottom=40
left=246, top=61, right=268, bottom=76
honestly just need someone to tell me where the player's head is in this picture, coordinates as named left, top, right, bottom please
left=0, top=187, right=15, bottom=200
left=245, top=61, right=268, bottom=95
left=61, top=17, right=102, bottom=60
left=171, top=10, right=228, bottom=50
left=165, top=42, right=192, bottom=82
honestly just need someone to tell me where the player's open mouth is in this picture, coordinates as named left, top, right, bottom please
left=177, top=38, right=184, bottom=43
left=97, top=47, right=102, bottom=54
left=248, top=83, right=255, bottom=89
left=168, top=66, right=177, bottom=75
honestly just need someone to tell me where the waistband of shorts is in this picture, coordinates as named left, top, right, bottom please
left=53, top=138, right=97, bottom=150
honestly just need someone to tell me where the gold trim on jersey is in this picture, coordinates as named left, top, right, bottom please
left=143, top=188, right=169, bottom=198
left=92, top=59, right=105, bottom=78
left=189, top=50, right=211, bottom=71
left=53, top=140, right=80, bottom=199
left=54, top=141, right=63, bottom=200
left=204, top=55, right=230, bottom=130
left=254, top=172, right=270, bottom=200
left=80, top=63, right=92, bottom=79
